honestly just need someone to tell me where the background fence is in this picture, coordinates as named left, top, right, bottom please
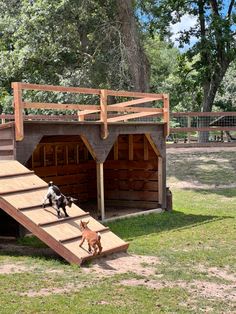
left=1, top=111, right=236, bottom=145
left=169, top=112, right=236, bottom=145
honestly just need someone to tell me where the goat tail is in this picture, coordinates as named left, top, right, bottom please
left=97, top=232, right=101, bottom=241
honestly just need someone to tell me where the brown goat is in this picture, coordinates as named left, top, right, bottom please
left=79, top=220, right=103, bottom=256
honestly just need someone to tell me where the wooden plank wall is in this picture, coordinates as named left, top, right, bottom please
left=104, top=135, right=159, bottom=208
left=26, top=136, right=96, bottom=202
left=0, top=124, right=15, bottom=160
left=27, top=134, right=159, bottom=210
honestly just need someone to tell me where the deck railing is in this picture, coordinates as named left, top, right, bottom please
left=11, top=82, right=169, bottom=141
left=1, top=88, right=236, bottom=144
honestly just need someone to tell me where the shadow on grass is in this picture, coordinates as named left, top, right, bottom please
left=107, top=210, right=233, bottom=240
left=0, top=240, right=67, bottom=264
left=167, top=151, right=236, bottom=187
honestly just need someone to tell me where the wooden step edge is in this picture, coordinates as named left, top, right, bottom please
left=0, top=145, right=14, bottom=151
left=81, top=242, right=129, bottom=262
left=0, top=184, right=46, bottom=196
left=19, top=203, right=46, bottom=211
left=59, top=227, right=110, bottom=244
left=0, top=170, right=34, bottom=179
left=38, top=212, right=90, bottom=227
left=0, top=156, right=14, bottom=160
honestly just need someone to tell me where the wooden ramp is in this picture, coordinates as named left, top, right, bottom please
left=0, top=161, right=129, bottom=264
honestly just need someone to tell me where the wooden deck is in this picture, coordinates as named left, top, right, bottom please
left=0, top=161, right=129, bottom=264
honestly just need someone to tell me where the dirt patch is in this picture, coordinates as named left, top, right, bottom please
left=120, top=278, right=236, bottom=301
left=167, top=147, right=236, bottom=154
left=82, top=252, right=161, bottom=277
left=170, top=181, right=236, bottom=190
left=196, top=264, right=236, bottom=282
left=19, top=284, right=82, bottom=297
left=0, top=263, right=33, bottom=274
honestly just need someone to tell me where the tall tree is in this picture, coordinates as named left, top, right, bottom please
left=141, top=0, right=236, bottom=141
left=116, top=0, right=150, bottom=92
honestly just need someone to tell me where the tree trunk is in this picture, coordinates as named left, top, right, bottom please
left=198, top=63, right=229, bottom=142
left=116, top=0, right=150, bottom=92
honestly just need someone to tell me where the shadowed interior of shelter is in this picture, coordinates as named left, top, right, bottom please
left=25, top=133, right=161, bottom=220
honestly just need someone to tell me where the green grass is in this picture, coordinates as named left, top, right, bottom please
left=108, top=187, right=236, bottom=270
left=0, top=150, right=235, bottom=313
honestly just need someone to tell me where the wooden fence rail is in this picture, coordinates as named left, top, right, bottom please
left=10, top=82, right=169, bottom=141
left=2, top=83, right=235, bottom=143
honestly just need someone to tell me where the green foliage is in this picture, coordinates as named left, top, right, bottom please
left=1, top=0, right=236, bottom=114
left=214, top=61, right=236, bottom=111
left=140, top=0, right=236, bottom=113
left=0, top=0, right=132, bottom=112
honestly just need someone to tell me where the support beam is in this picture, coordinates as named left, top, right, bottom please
left=12, top=82, right=24, bottom=141
left=145, top=134, right=160, bottom=157
left=163, top=94, right=170, bottom=137
left=80, top=135, right=97, bottom=161
left=158, top=156, right=166, bottom=209
left=96, top=162, right=105, bottom=220
left=187, top=116, right=191, bottom=143
left=100, top=89, right=108, bottom=139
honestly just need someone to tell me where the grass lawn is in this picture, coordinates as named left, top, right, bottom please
left=0, top=149, right=235, bottom=313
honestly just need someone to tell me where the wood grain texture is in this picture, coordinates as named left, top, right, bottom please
left=0, top=161, right=129, bottom=264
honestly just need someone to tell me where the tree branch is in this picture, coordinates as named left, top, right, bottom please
left=209, top=0, right=219, bottom=16
left=227, top=0, right=235, bottom=17
left=198, top=0, right=209, bottom=65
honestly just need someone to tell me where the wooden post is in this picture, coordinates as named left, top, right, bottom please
left=96, top=162, right=105, bottom=220
left=187, top=116, right=191, bottom=143
left=77, top=111, right=85, bottom=121
left=163, top=94, right=170, bottom=137
left=12, top=82, right=24, bottom=141
left=1, top=113, right=6, bottom=124
left=158, top=156, right=166, bottom=209
left=100, top=89, right=108, bottom=139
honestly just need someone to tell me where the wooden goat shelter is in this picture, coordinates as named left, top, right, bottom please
left=0, top=82, right=169, bottom=237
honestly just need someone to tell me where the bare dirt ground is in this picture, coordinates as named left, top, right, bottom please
left=167, top=146, right=236, bottom=154
left=0, top=244, right=235, bottom=302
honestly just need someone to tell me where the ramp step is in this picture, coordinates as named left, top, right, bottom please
left=81, top=243, right=130, bottom=261
left=0, top=161, right=129, bottom=264
left=0, top=171, right=34, bottom=179
left=38, top=212, right=90, bottom=227
left=59, top=227, right=110, bottom=244
left=0, top=145, right=14, bottom=151
left=19, top=204, right=45, bottom=211
left=0, top=185, right=46, bottom=196
left=0, top=155, right=14, bottom=160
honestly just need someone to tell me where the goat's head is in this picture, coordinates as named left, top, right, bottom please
left=66, top=196, right=78, bottom=207
left=48, top=181, right=54, bottom=187
left=79, top=220, right=90, bottom=230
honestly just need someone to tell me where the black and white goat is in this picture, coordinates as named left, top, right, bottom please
left=42, top=181, right=77, bottom=218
